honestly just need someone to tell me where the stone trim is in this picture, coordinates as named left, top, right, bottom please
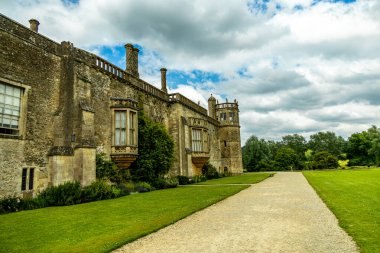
left=48, top=146, right=74, bottom=156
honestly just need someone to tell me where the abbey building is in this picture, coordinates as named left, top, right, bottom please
left=0, top=14, right=243, bottom=198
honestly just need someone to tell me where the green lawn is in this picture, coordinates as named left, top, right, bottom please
left=0, top=185, right=248, bottom=253
left=303, top=169, right=380, bottom=253
left=198, top=172, right=274, bottom=185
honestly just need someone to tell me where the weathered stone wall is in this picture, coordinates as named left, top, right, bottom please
left=0, top=16, right=62, bottom=197
left=73, top=62, right=170, bottom=160
left=0, top=13, right=243, bottom=198
left=168, top=100, right=221, bottom=177
left=0, top=139, right=25, bottom=197
left=219, top=126, right=243, bottom=174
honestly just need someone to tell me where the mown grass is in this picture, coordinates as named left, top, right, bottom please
left=0, top=185, right=248, bottom=253
left=303, top=169, right=380, bottom=253
left=198, top=172, right=274, bottom=185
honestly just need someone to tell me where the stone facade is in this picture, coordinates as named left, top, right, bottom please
left=0, top=14, right=243, bottom=198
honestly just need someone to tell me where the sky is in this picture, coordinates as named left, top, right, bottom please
left=1, top=0, right=379, bottom=144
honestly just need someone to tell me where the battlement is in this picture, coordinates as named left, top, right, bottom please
left=215, top=102, right=239, bottom=110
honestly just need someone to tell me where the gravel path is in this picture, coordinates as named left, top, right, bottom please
left=114, top=172, right=358, bottom=253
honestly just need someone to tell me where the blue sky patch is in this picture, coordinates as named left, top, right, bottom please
left=90, top=45, right=126, bottom=69
left=312, top=0, right=356, bottom=6
left=237, top=67, right=253, bottom=78
left=293, top=4, right=304, bottom=11
left=167, top=70, right=225, bottom=89
left=61, top=0, right=79, bottom=7
left=247, top=0, right=270, bottom=14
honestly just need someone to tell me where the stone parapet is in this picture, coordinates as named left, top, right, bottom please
left=0, top=14, right=61, bottom=56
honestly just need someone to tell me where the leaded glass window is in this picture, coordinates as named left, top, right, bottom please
left=129, top=111, right=136, bottom=145
left=192, top=128, right=202, bottom=152
left=0, top=83, right=22, bottom=135
left=115, top=111, right=127, bottom=145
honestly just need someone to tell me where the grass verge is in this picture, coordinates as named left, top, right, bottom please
left=0, top=185, right=248, bottom=253
left=303, top=169, right=380, bottom=253
left=198, top=172, right=274, bottom=185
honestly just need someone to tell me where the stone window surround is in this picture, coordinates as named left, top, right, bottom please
left=0, top=77, right=30, bottom=139
left=21, top=167, right=35, bottom=192
left=190, top=127, right=209, bottom=153
left=111, top=108, right=138, bottom=148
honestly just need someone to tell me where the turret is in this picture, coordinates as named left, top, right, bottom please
left=216, top=98, right=242, bottom=174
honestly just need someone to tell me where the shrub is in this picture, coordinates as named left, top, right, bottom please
left=21, top=197, right=46, bottom=210
left=0, top=197, right=22, bottom=214
left=310, top=151, right=339, bottom=170
left=177, top=175, right=191, bottom=185
left=135, top=182, right=155, bottom=193
left=39, top=181, right=82, bottom=206
left=221, top=171, right=232, bottom=177
left=0, top=180, right=130, bottom=215
left=202, top=162, right=220, bottom=179
left=116, top=183, right=131, bottom=196
left=151, top=177, right=178, bottom=189
left=96, top=154, right=130, bottom=183
left=164, top=177, right=179, bottom=188
left=191, top=175, right=207, bottom=183
left=123, top=181, right=136, bottom=192
left=81, top=180, right=124, bottom=202
left=256, top=160, right=274, bottom=171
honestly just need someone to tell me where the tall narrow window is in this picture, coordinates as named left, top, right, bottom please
left=220, top=112, right=226, bottom=121
left=28, top=168, right=34, bottom=190
left=115, top=111, right=127, bottom=145
left=229, top=112, right=234, bottom=121
left=0, top=83, right=22, bottom=135
left=192, top=129, right=202, bottom=152
left=21, top=168, right=27, bottom=191
left=129, top=111, right=136, bottom=145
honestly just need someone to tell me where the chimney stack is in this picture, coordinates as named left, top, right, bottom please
left=160, top=68, right=167, bottom=93
left=208, top=94, right=217, bottom=119
left=29, top=19, right=40, bottom=33
left=132, top=47, right=139, bottom=78
left=124, top=43, right=139, bottom=78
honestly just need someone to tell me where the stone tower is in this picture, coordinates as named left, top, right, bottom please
left=215, top=98, right=243, bottom=174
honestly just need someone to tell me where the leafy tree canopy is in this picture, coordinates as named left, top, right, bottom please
left=129, top=112, right=174, bottom=183
left=310, top=151, right=339, bottom=170
left=281, top=134, right=307, bottom=160
left=274, top=147, right=299, bottom=171
left=308, top=131, right=346, bottom=157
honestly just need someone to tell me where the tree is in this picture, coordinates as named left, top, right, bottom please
left=308, top=131, right=346, bottom=157
left=368, top=126, right=380, bottom=166
left=129, top=112, right=174, bottom=183
left=281, top=134, right=307, bottom=160
left=274, top=147, right=299, bottom=171
left=242, top=136, right=279, bottom=171
left=346, top=130, right=374, bottom=166
left=310, top=151, right=338, bottom=170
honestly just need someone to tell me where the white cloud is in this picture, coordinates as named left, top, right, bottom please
left=1, top=0, right=380, bottom=144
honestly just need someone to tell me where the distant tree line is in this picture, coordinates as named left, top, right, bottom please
left=242, top=126, right=380, bottom=171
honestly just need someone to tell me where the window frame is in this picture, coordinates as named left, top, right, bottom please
left=191, top=127, right=209, bottom=153
left=0, top=78, right=30, bottom=139
left=111, top=108, right=138, bottom=147
left=219, top=112, right=226, bottom=121
left=21, top=167, right=35, bottom=192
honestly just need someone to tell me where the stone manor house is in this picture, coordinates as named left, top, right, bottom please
left=0, top=14, right=243, bottom=198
